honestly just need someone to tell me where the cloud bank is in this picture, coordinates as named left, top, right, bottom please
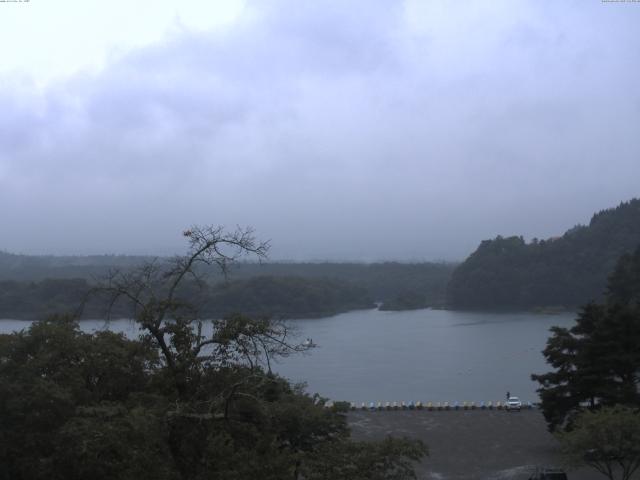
left=1, top=0, right=639, bottom=260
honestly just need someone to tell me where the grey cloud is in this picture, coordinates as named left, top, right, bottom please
left=1, top=0, right=639, bottom=259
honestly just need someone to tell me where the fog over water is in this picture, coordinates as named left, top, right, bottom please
left=1, top=1, right=640, bottom=260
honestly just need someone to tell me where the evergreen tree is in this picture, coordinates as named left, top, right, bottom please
left=532, top=246, right=640, bottom=431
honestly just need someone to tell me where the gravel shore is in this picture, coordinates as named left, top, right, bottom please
left=348, top=409, right=603, bottom=480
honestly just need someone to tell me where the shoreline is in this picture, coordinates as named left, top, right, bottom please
left=0, top=305, right=578, bottom=323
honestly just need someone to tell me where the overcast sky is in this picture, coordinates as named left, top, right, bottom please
left=1, top=0, right=639, bottom=261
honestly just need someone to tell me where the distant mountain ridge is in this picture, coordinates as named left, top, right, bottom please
left=447, top=198, right=640, bottom=309
left=0, top=251, right=152, bottom=281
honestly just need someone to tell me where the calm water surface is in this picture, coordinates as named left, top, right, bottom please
left=1, top=308, right=576, bottom=404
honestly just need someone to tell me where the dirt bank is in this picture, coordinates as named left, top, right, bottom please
left=348, top=409, right=602, bottom=480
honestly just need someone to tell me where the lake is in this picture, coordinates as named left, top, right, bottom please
left=0, top=308, right=576, bottom=404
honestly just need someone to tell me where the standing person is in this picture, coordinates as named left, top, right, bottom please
left=506, top=391, right=510, bottom=400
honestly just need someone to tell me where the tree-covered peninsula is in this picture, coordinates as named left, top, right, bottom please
left=0, top=255, right=454, bottom=319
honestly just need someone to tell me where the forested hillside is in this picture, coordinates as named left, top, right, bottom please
left=0, top=252, right=149, bottom=281
left=0, top=276, right=373, bottom=320
left=203, top=276, right=373, bottom=319
left=447, top=199, right=640, bottom=309
left=0, top=260, right=454, bottom=319
left=0, top=253, right=454, bottom=308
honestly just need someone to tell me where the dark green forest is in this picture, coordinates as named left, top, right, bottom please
left=0, top=276, right=373, bottom=320
left=0, top=256, right=454, bottom=319
left=447, top=199, right=640, bottom=310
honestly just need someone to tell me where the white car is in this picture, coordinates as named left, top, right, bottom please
left=505, top=396, right=522, bottom=411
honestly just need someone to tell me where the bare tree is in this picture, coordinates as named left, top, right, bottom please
left=90, top=225, right=306, bottom=400
left=72, top=225, right=427, bottom=480
left=79, top=225, right=327, bottom=480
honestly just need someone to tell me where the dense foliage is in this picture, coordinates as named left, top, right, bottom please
left=532, top=246, right=640, bottom=431
left=0, top=225, right=427, bottom=479
left=0, top=317, right=426, bottom=480
left=558, top=406, right=640, bottom=480
left=448, top=199, right=640, bottom=309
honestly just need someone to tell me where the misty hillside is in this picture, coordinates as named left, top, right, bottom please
left=0, top=252, right=454, bottom=300
left=0, top=252, right=153, bottom=281
left=447, top=198, right=640, bottom=309
left=0, top=256, right=455, bottom=319
left=0, top=275, right=374, bottom=321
